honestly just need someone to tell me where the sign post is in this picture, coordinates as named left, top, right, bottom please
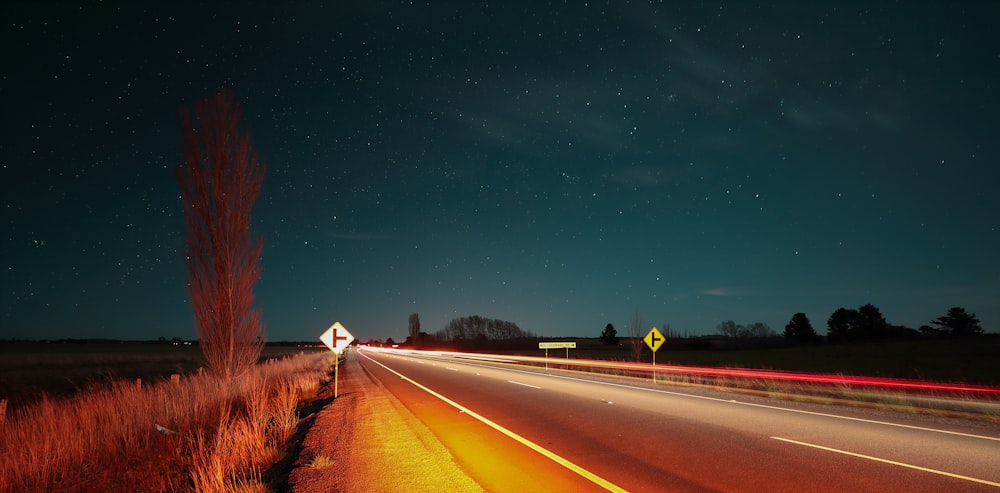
left=320, top=321, right=355, bottom=397
left=643, top=327, right=664, bottom=383
left=539, top=341, right=576, bottom=369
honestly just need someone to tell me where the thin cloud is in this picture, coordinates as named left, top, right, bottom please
left=699, top=287, right=767, bottom=297
left=700, top=288, right=734, bottom=297
left=328, top=232, right=388, bottom=241
left=783, top=98, right=901, bottom=132
left=604, top=165, right=666, bottom=187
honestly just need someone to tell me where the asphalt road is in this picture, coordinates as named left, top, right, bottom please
left=357, top=348, right=1000, bottom=493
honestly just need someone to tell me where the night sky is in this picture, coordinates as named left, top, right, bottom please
left=3, top=2, right=998, bottom=343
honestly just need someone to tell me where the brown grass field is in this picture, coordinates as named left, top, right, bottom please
left=0, top=342, right=326, bottom=413
left=0, top=342, right=335, bottom=493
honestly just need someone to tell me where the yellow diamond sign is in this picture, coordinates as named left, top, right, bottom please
left=644, top=326, right=664, bottom=352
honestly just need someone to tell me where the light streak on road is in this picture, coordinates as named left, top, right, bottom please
left=508, top=380, right=542, bottom=389
left=362, top=346, right=1000, bottom=396
left=359, top=346, right=1000, bottom=491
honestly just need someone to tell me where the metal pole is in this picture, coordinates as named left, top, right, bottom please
left=652, top=351, right=656, bottom=383
left=334, top=353, right=340, bottom=398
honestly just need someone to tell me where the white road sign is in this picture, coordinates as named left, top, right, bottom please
left=320, top=321, right=355, bottom=354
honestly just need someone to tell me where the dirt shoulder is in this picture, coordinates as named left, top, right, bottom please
left=286, top=350, right=483, bottom=493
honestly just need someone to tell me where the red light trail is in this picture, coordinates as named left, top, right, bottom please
left=363, top=347, right=1000, bottom=396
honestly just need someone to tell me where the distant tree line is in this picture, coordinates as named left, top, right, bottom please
left=773, top=305, right=981, bottom=344
left=609, top=305, right=984, bottom=351
left=374, top=305, right=985, bottom=353
left=706, top=321, right=776, bottom=348
left=431, top=315, right=537, bottom=349
left=825, top=304, right=901, bottom=342
left=822, top=305, right=982, bottom=342
left=716, top=321, right=776, bottom=339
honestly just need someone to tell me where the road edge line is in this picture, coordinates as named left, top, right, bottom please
left=361, top=351, right=629, bottom=493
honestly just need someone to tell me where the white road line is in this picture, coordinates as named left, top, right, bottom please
left=454, top=355, right=518, bottom=363
left=508, top=380, right=542, bottom=389
left=361, top=352, right=628, bottom=493
left=771, top=436, right=1000, bottom=487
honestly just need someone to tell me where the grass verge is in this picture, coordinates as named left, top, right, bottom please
left=0, top=351, right=336, bottom=493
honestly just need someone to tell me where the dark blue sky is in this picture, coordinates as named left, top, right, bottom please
left=2, top=1, right=998, bottom=342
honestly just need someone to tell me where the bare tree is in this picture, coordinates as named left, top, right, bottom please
left=717, top=320, right=739, bottom=338
left=744, top=322, right=774, bottom=338
left=177, top=89, right=266, bottom=381
left=408, top=313, right=421, bottom=347
left=627, top=309, right=643, bottom=361
left=718, top=320, right=775, bottom=339
left=661, top=323, right=674, bottom=338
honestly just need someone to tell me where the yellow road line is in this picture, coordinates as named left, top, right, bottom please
left=362, top=351, right=629, bottom=493
left=771, top=437, right=1000, bottom=488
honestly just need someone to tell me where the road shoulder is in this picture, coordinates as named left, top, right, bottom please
left=287, top=351, right=484, bottom=493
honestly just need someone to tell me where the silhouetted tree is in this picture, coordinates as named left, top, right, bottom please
left=919, top=325, right=943, bottom=337
left=627, top=310, right=643, bottom=361
left=784, top=312, right=817, bottom=342
left=599, top=323, right=619, bottom=345
left=717, top=320, right=739, bottom=338
left=744, top=322, right=774, bottom=338
left=718, top=320, right=774, bottom=338
left=887, top=324, right=918, bottom=339
left=826, top=304, right=892, bottom=341
left=433, top=315, right=536, bottom=349
left=827, top=307, right=860, bottom=342
left=932, top=307, right=983, bottom=337
left=177, top=89, right=266, bottom=381
left=408, top=313, right=421, bottom=347
left=660, top=324, right=674, bottom=338
left=857, top=304, right=889, bottom=338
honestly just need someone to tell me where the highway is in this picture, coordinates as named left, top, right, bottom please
left=355, top=347, right=1000, bottom=492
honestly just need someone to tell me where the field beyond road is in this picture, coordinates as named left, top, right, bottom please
left=0, top=341, right=326, bottom=413
left=518, top=335, right=1000, bottom=386
left=2, top=336, right=998, bottom=415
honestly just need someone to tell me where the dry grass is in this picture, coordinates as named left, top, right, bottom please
left=0, top=351, right=336, bottom=493
left=308, top=454, right=336, bottom=469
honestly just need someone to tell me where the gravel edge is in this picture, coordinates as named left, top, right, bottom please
left=286, top=351, right=484, bottom=493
